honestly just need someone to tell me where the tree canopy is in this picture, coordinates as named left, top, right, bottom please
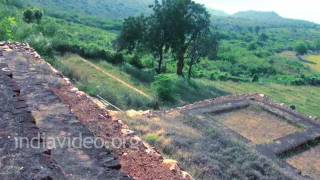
left=23, top=8, right=43, bottom=24
left=117, top=0, right=214, bottom=76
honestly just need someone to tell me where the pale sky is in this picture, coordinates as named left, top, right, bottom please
left=194, top=0, right=320, bottom=23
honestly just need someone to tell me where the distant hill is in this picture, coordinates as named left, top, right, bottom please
left=207, top=8, right=229, bottom=17
left=23, top=0, right=153, bottom=19
left=230, top=10, right=318, bottom=28
left=233, top=11, right=281, bottom=21
left=22, top=0, right=319, bottom=29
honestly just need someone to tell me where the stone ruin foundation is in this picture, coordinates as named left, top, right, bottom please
left=177, top=94, right=320, bottom=179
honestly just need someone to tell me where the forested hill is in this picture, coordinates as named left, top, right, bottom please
left=231, top=11, right=319, bottom=28
left=22, top=0, right=154, bottom=19
left=21, top=0, right=319, bottom=29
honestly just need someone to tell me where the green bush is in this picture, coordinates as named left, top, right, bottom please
left=144, top=134, right=159, bottom=146
left=210, top=71, right=230, bottom=81
left=129, top=55, right=144, bottom=69
left=295, top=42, right=308, bottom=55
left=152, top=74, right=177, bottom=102
left=122, top=63, right=155, bottom=83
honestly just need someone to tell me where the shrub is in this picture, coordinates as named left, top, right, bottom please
left=26, top=34, right=53, bottom=57
left=144, top=134, right=159, bottom=146
left=152, top=74, right=177, bottom=102
left=129, top=55, right=144, bottom=68
left=210, top=71, right=230, bottom=81
left=122, top=63, right=155, bottom=83
left=252, top=74, right=259, bottom=82
left=295, top=42, right=308, bottom=55
left=0, top=17, right=17, bottom=41
left=110, top=52, right=124, bottom=64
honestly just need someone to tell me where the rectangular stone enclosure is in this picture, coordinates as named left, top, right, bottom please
left=215, top=106, right=301, bottom=144
left=181, top=94, right=320, bottom=179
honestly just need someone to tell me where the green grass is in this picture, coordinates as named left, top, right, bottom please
left=55, top=53, right=320, bottom=118
left=210, top=80, right=320, bottom=118
left=58, top=54, right=155, bottom=109
left=56, top=54, right=227, bottom=109
left=305, top=54, right=320, bottom=72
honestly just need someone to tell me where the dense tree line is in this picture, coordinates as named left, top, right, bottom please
left=117, top=0, right=218, bottom=78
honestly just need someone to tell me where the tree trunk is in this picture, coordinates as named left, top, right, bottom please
left=188, top=63, right=193, bottom=79
left=176, top=50, right=185, bottom=76
left=157, top=50, right=163, bottom=74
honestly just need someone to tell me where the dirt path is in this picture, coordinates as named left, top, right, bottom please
left=78, top=58, right=153, bottom=100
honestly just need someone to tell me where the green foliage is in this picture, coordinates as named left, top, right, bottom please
left=144, top=134, right=159, bottom=145
left=121, top=64, right=156, bottom=83
left=295, top=42, right=308, bottom=55
left=315, top=40, right=320, bottom=50
left=129, top=55, right=144, bottom=69
left=23, top=8, right=43, bottom=24
left=152, top=74, right=177, bottom=102
left=0, top=17, right=17, bottom=40
left=22, top=0, right=153, bottom=20
left=117, top=0, right=213, bottom=76
left=116, top=15, right=147, bottom=52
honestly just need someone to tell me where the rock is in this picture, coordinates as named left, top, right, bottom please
left=70, top=87, right=78, bottom=92
left=181, top=171, right=193, bottom=180
left=162, top=159, right=180, bottom=172
left=121, top=128, right=135, bottom=136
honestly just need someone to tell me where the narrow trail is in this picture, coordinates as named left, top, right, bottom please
left=78, top=57, right=153, bottom=100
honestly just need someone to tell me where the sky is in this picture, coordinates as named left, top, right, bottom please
left=194, top=0, right=320, bottom=23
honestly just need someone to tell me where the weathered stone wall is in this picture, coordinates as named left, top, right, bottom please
left=0, top=42, right=191, bottom=180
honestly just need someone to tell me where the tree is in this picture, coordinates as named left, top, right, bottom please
left=23, top=8, right=43, bottom=24
left=116, top=15, right=147, bottom=53
left=258, top=33, right=268, bottom=42
left=186, top=31, right=217, bottom=79
left=255, top=26, right=260, bottom=34
left=295, top=42, right=308, bottom=55
left=315, top=40, right=320, bottom=51
left=116, top=0, right=213, bottom=76
left=34, top=9, right=43, bottom=23
left=164, top=0, right=211, bottom=76
left=23, top=9, right=33, bottom=23
left=144, top=0, right=170, bottom=73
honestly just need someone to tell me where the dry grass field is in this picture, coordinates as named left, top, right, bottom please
left=214, top=106, right=300, bottom=144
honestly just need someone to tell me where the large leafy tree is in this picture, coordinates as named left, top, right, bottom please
left=295, top=42, right=308, bottom=55
left=117, top=0, right=213, bottom=76
left=144, top=0, right=170, bottom=73
left=186, top=31, right=217, bottom=79
left=23, top=8, right=43, bottom=24
left=163, top=0, right=211, bottom=75
left=116, top=15, right=147, bottom=53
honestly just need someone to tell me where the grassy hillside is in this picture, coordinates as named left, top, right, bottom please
left=213, top=81, right=320, bottom=118
left=53, top=54, right=226, bottom=109
left=23, top=0, right=153, bottom=20
left=305, top=55, right=320, bottom=72
left=1, top=0, right=320, bottom=117
left=51, top=53, right=320, bottom=118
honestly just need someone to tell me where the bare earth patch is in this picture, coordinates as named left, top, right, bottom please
left=287, top=145, right=320, bottom=179
left=216, top=107, right=300, bottom=144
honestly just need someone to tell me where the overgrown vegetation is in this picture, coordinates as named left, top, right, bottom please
left=1, top=0, right=320, bottom=110
left=120, top=111, right=291, bottom=179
